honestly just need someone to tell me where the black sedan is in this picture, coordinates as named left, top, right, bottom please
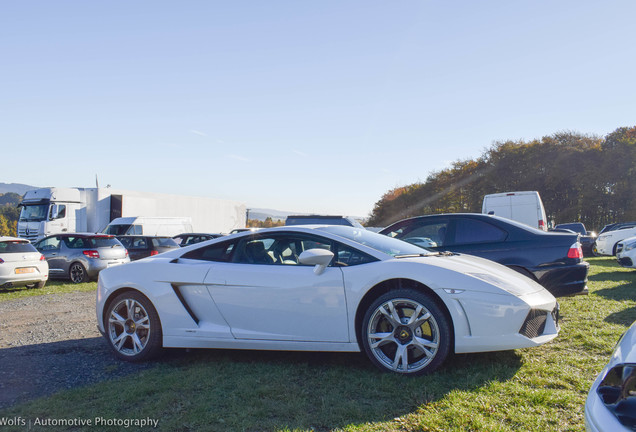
left=553, top=222, right=596, bottom=257
left=116, top=236, right=180, bottom=261
left=379, top=213, right=589, bottom=297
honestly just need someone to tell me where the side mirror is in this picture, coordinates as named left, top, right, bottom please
left=299, top=248, right=334, bottom=275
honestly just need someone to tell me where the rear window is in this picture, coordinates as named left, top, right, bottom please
left=151, top=238, right=179, bottom=247
left=90, top=237, right=123, bottom=248
left=0, top=241, right=38, bottom=253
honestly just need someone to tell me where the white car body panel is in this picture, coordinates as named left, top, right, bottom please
left=96, top=226, right=558, bottom=357
left=585, top=320, right=636, bottom=432
left=596, top=227, right=636, bottom=256
left=616, top=236, right=636, bottom=269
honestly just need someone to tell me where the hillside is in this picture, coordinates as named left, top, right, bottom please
left=0, top=183, right=37, bottom=195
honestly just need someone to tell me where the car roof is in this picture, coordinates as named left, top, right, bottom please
left=381, top=213, right=543, bottom=231
left=0, top=236, right=29, bottom=243
left=42, top=233, right=116, bottom=239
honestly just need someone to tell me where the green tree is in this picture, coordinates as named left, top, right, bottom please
left=0, top=214, right=12, bottom=236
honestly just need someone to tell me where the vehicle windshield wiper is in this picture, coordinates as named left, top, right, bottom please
left=394, top=253, right=430, bottom=258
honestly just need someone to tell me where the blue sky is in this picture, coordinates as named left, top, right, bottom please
left=2, top=1, right=635, bottom=217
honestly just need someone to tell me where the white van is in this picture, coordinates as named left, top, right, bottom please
left=482, top=191, right=548, bottom=231
left=102, top=217, right=193, bottom=237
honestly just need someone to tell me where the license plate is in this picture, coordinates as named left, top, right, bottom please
left=15, top=267, right=36, bottom=274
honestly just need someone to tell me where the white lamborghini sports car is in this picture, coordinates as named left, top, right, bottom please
left=96, top=225, right=559, bottom=375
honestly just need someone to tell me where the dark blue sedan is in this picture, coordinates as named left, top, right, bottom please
left=379, top=213, right=589, bottom=297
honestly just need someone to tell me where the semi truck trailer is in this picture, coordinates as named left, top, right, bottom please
left=17, top=187, right=246, bottom=242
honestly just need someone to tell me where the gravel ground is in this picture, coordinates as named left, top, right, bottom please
left=0, top=291, right=152, bottom=409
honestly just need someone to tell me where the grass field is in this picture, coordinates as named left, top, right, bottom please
left=1, top=257, right=634, bottom=431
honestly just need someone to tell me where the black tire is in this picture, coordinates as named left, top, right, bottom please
left=27, top=281, right=46, bottom=289
left=104, top=291, right=163, bottom=362
left=69, top=262, right=88, bottom=284
left=26, top=280, right=46, bottom=289
left=361, top=289, right=451, bottom=376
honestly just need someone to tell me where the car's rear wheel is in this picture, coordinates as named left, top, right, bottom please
left=69, top=262, right=87, bottom=283
left=105, top=291, right=162, bottom=362
left=26, top=281, right=46, bottom=289
left=361, top=289, right=451, bottom=375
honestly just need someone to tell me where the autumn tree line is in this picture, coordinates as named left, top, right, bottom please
left=367, top=126, right=636, bottom=232
left=0, top=193, right=21, bottom=236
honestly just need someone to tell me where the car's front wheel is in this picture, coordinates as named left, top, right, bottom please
left=361, top=289, right=451, bottom=376
left=105, top=291, right=162, bottom=362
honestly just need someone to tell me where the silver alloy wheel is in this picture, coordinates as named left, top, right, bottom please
left=108, top=298, right=151, bottom=356
left=69, top=263, right=86, bottom=283
left=366, top=298, right=440, bottom=374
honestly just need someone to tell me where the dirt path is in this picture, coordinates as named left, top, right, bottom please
left=0, top=291, right=151, bottom=409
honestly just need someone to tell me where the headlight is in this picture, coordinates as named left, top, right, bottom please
left=624, top=241, right=636, bottom=252
left=596, top=363, right=636, bottom=428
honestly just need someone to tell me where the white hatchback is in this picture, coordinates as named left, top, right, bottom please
left=595, top=226, right=636, bottom=256
left=616, top=236, right=636, bottom=269
left=0, top=236, right=48, bottom=289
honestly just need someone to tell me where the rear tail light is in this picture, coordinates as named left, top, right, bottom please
left=40, top=254, right=46, bottom=261
left=125, top=249, right=129, bottom=258
left=150, top=250, right=159, bottom=256
left=0, top=258, right=4, bottom=264
left=83, top=250, right=100, bottom=259
left=539, top=220, right=546, bottom=231
left=567, top=242, right=583, bottom=259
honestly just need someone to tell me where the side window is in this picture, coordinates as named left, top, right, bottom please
left=64, top=236, right=87, bottom=248
left=131, top=237, right=148, bottom=250
left=451, top=219, right=507, bottom=245
left=393, top=221, right=449, bottom=247
left=233, top=234, right=334, bottom=266
left=335, top=244, right=377, bottom=266
left=183, top=241, right=236, bottom=262
left=118, top=237, right=132, bottom=248
left=37, top=236, right=61, bottom=251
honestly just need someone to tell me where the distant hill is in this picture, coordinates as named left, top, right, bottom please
left=0, top=182, right=37, bottom=195
left=247, top=208, right=302, bottom=222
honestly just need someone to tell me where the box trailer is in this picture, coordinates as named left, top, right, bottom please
left=17, top=187, right=246, bottom=241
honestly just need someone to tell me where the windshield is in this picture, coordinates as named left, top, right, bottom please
left=19, top=204, right=49, bottom=222
left=103, top=224, right=133, bottom=235
left=318, top=226, right=432, bottom=257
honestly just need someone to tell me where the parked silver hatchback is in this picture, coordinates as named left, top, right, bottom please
left=34, top=233, right=130, bottom=283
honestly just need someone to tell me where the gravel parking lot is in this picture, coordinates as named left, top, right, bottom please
left=0, top=291, right=151, bottom=409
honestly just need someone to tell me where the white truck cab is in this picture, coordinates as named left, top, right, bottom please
left=17, top=188, right=84, bottom=242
